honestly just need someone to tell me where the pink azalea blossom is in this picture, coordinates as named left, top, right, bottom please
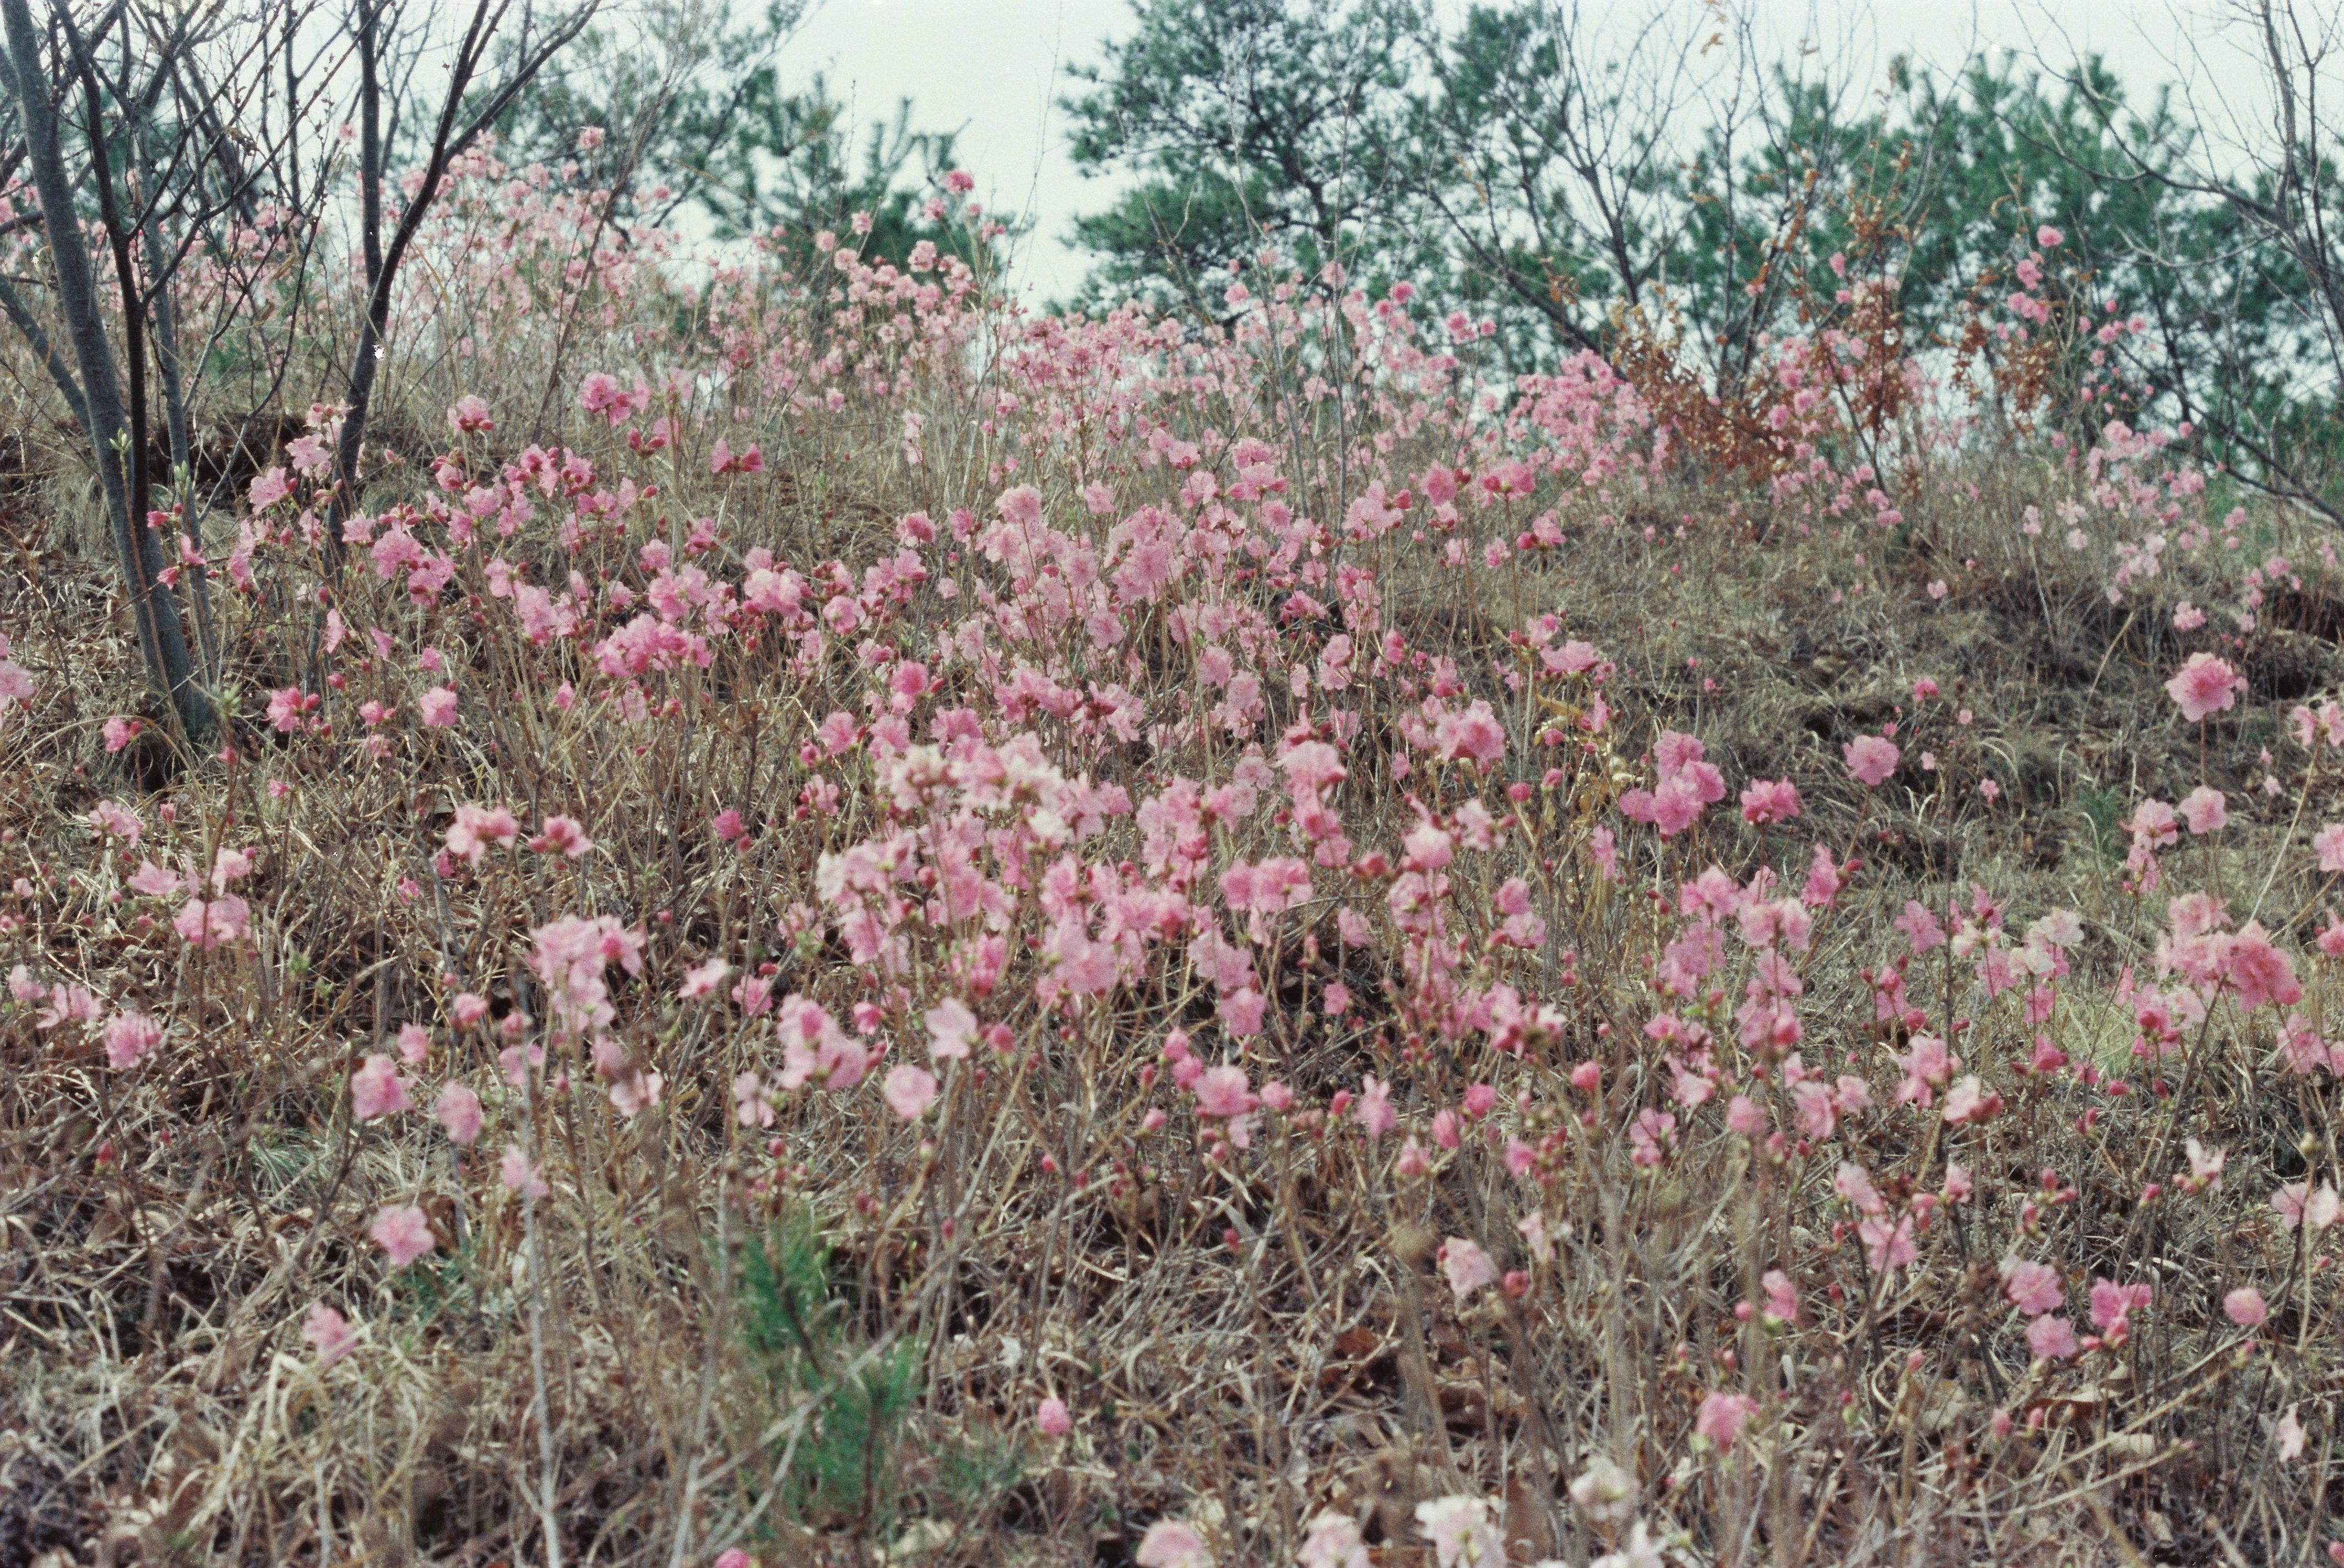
left=2276, top=1405, right=2306, bottom=1461
left=2178, top=785, right=2227, bottom=834
left=369, top=1205, right=436, bottom=1267
left=101, top=1011, right=163, bottom=1070
left=434, top=1082, right=483, bottom=1144
left=1696, top=1390, right=1759, bottom=1452
left=2026, top=1314, right=2079, bottom=1361
left=1135, top=1519, right=1212, bottom=1568
left=2165, top=653, right=2244, bottom=722
left=678, top=957, right=730, bottom=999
left=926, top=997, right=978, bottom=1059
left=1739, top=777, right=1801, bottom=824
left=882, top=1063, right=939, bottom=1119
left=2274, top=1180, right=2341, bottom=1230
left=1414, top=1496, right=1502, bottom=1568
left=445, top=804, right=518, bottom=866
left=501, top=1144, right=551, bottom=1199
left=302, top=1301, right=358, bottom=1364
left=1034, top=1397, right=1072, bottom=1437
left=350, top=1054, right=413, bottom=1120
left=530, top=815, right=594, bottom=857
left=1436, top=1236, right=1498, bottom=1300
left=1843, top=734, right=1900, bottom=787
left=1297, top=1513, right=1369, bottom=1568
left=2000, top=1257, right=2064, bottom=1317
left=173, top=894, right=250, bottom=948
left=1191, top=1064, right=1257, bottom=1120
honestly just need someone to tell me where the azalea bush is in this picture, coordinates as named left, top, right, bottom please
left=2, top=143, right=2342, bottom=1568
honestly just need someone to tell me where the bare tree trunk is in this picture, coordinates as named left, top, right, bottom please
left=139, top=121, right=220, bottom=682
left=0, top=0, right=213, bottom=740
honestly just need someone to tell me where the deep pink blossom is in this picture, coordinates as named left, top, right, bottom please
left=1843, top=734, right=1900, bottom=787
left=2166, top=653, right=2244, bottom=722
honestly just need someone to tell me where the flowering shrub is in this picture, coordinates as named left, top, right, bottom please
left=0, top=147, right=2339, bottom=1565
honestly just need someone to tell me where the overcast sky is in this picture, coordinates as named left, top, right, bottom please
left=780, top=0, right=2287, bottom=305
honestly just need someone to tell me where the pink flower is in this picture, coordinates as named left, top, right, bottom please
left=678, top=957, right=730, bottom=999
left=1355, top=1075, right=1397, bottom=1140
left=530, top=815, right=594, bottom=857
left=173, top=893, right=249, bottom=948
left=1192, top=1064, right=1257, bottom=1120
left=2276, top=1406, right=2306, bottom=1461
left=1860, top=1214, right=1917, bottom=1272
left=1618, top=731, right=1725, bottom=837
left=1437, top=1236, right=1498, bottom=1300
left=88, top=799, right=141, bottom=844
left=579, top=372, right=632, bottom=425
left=2089, top=1278, right=2153, bottom=1340
left=1297, top=1514, right=1369, bottom=1568
left=501, top=1144, right=550, bottom=1199
left=2222, top=921, right=2301, bottom=1008
left=369, top=1205, right=436, bottom=1267
left=1035, top=1397, right=1073, bottom=1437
left=2165, top=653, right=2244, bottom=723
left=101, top=1011, right=163, bottom=1070
left=445, top=804, right=518, bottom=866
left=434, top=1083, right=483, bottom=1144
left=451, top=992, right=491, bottom=1027
left=2274, top=1180, right=2341, bottom=1230
left=35, top=983, right=97, bottom=1028
left=102, top=715, right=138, bottom=752
left=1739, top=778, right=1801, bottom=824
left=417, top=685, right=459, bottom=728
left=925, top=997, right=978, bottom=1059
left=1414, top=1497, right=1501, bottom=1568
left=129, top=859, right=185, bottom=897
left=1895, top=900, right=1946, bottom=954
left=1569, top=1457, right=1638, bottom=1524
left=2000, top=1257, right=2064, bottom=1317
left=351, top=1054, right=413, bottom=1120
left=302, top=1301, right=358, bottom=1365
left=882, top=1063, right=938, bottom=1119
left=249, top=466, right=291, bottom=509
left=2178, top=786, right=2227, bottom=834
left=775, top=994, right=871, bottom=1089
left=2223, top=1287, right=2268, bottom=1328
left=1135, top=1520, right=1213, bottom=1568
left=2316, top=823, right=2344, bottom=873
left=1843, top=734, right=1900, bottom=787
left=2037, top=225, right=2064, bottom=248
left=1941, top=1075, right=2003, bottom=1125
left=1695, top=1390, right=1759, bottom=1452
left=2026, top=1315, right=2079, bottom=1361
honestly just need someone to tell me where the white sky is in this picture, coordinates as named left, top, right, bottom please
left=782, top=0, right=2292, bottom=305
